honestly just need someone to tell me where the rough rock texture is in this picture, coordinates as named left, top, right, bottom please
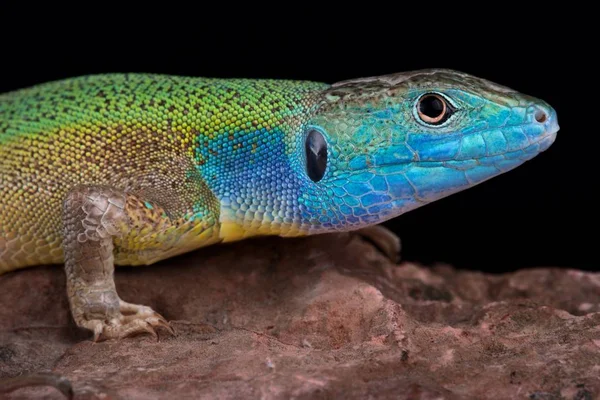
left=1, top=232, right=599, bottom=399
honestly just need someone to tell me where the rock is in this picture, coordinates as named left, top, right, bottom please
left=1, top=232, right=599, bottom=399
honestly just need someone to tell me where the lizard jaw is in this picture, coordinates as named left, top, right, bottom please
left=322, top=117, right=559, bottom=231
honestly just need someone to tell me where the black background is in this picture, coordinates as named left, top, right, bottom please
left=0, top=6, right=595, bottom=272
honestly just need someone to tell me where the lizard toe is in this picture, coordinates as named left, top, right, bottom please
left=119, top=300, right=176, bottom=337
left=80, top=305, right=173, bottom=342
left=97, top=319, right=159, bottom=341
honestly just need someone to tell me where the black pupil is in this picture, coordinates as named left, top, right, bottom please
left=419, top=95, right=444, bottom=118
left=305, top=129, right=327, bottom=182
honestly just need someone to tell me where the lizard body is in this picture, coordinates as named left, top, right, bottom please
left=0, top=69, right=558, bottom=340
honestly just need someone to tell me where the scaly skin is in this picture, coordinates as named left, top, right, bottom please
left=0, top=69, right=558, bottom=340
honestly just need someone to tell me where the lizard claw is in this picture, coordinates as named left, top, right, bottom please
left=121, top=320, right=159, bottom=341
left=90, top=318, right=158, bottom=342
left=157, top=318, right=176, bottom=337
left=119, top=300, right=176, bottom=337
left=84, top=301, right=175, bottom=342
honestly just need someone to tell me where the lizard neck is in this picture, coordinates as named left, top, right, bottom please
left=188, top=78, right=328, bottom=242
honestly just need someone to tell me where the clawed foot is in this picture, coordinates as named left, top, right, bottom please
left=355, top=225, right=401, bottom=263
left=77, top=298, right=175, bottom=342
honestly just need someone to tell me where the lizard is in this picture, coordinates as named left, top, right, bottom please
left=0, top=69, right=559, bottom=342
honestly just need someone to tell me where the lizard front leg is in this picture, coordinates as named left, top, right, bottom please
left=62, top=185, right=177, bottom=341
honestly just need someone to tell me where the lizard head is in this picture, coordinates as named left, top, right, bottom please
left=296, top=69, right=559, bottom=233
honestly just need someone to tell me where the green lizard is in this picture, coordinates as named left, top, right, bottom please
left=0, top=69, right=558, bottom=341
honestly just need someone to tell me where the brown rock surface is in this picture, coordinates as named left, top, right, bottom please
left=1, top=233, right=599, bottom=399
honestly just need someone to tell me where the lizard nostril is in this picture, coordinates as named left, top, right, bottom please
left=534, top=108, right=548, bottom=123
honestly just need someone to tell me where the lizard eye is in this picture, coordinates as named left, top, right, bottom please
left=305, top=129, right=327, bottom=182
left=416, top=93, right=455, bottom=126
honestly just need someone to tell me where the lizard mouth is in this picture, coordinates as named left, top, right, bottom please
left=438, top=129, right=558, bottom=167
left=409, top=105, right=560, bottom=166
left=349, top=117, right=559, bottom=174
left=414, top=117, right=559, bottom=168
left=342, top=128, right=558, bottom=181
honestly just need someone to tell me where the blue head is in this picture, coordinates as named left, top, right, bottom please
left=291, top=69, right=558, bottom=233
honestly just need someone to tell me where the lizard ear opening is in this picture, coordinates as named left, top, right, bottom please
left=305, top=129, right=327, bottom=182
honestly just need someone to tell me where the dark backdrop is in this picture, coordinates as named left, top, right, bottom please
left=0, top=6, right=595, bottom=272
